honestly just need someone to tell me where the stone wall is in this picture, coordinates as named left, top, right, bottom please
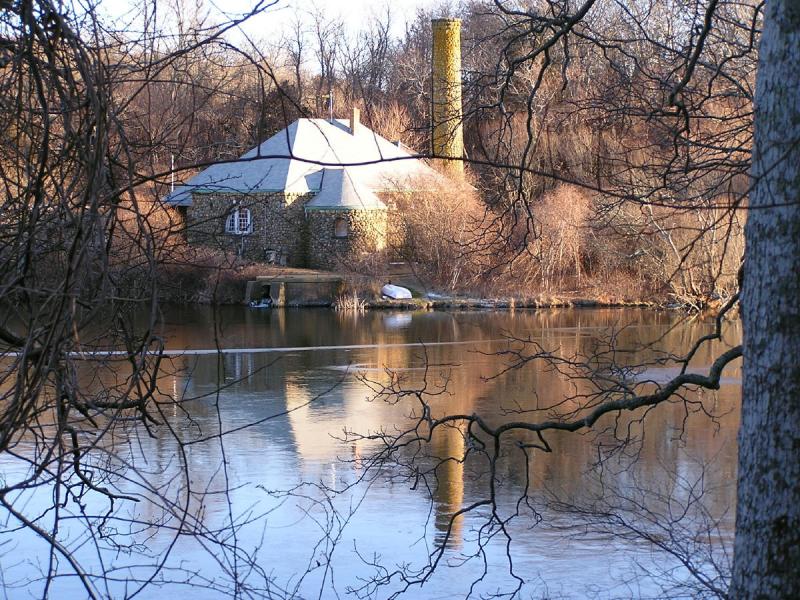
left=378, top=192, right=411, bottom=257
left=306, top=209, right=388, bottom=270
left=185, top=193, right=394, bottom=270
left=185, top=192, right=310, bottom=265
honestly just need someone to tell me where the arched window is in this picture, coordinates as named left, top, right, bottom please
left=226, top=207, right=252, bottom=235
left=333, top=216, right=349, bottom=238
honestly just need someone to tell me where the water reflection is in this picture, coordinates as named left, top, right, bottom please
left=0, top=307, right=741, bottom=598
left=431, top=424, right=466, bottom=548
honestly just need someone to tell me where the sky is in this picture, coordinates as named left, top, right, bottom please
left=238, top=0, right=438, bottom=40
left=248, top=0, right=439, bottom=31
left=97, top=0, right=444, bottom=43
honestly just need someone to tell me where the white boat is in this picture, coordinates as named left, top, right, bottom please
left=381, top=284, right=412, bottom=300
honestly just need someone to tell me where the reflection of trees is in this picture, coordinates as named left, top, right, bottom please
left=348, top=306, right=741, bottom=596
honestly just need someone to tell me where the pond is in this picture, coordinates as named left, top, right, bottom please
left=0, top=307, right=741, bottom=599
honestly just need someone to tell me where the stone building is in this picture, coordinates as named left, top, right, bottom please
left=166, top=110, right=439, bottom=270
left=166, top=17, right=467, bottom=271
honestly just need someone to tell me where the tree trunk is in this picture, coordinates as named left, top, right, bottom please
left=731, top=1, right=800, bottom=596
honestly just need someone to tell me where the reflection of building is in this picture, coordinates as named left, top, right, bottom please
left=283, top=375, right=414, bottom=485
left=158, top=309, right=517, bottom=545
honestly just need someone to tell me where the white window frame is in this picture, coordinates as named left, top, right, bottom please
left=226, top=207, right=252, bottom=235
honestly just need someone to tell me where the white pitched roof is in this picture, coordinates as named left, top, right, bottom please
left=305, top=168, right=386, bottom=211
left=166, top=118, right=437, bottom=206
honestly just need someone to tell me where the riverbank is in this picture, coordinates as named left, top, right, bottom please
left=149, top=256, right=717, bottom=311
left=360, top=296, right=658, bottom=310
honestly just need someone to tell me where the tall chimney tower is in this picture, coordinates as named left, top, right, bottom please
left=431, top=18, right=464, bottom=176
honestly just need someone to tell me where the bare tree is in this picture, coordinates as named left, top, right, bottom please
left=274, top=0, right=792, bottom=596
left=730, top=1, right=800, bottom=595
left=283, top=14, right=307, bottom=108
left=0, top=1, right=294, bottom=597
left=308, top=5, right=344, bottom=118
left=1, top=0, right=797, bottom=598
left=355, top=0, right=798, bottom=596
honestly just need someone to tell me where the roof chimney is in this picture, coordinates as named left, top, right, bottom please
left=431, top=18, right=464, bottom=176
left=350, top=107, right=361, bottom=135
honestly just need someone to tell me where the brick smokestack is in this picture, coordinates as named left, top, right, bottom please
left=431, top=18, right=464, bottom=176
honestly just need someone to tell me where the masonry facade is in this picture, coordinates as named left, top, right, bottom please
left=184, top=192, right=311, bottom=265
left=183, top=190, right=390, bottom=269
left=305, top=208, right=389, bottom=270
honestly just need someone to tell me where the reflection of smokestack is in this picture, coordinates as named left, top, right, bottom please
left=431, top=18, right=464, bottom=176
left=432, top=425, right=465, bottom=549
